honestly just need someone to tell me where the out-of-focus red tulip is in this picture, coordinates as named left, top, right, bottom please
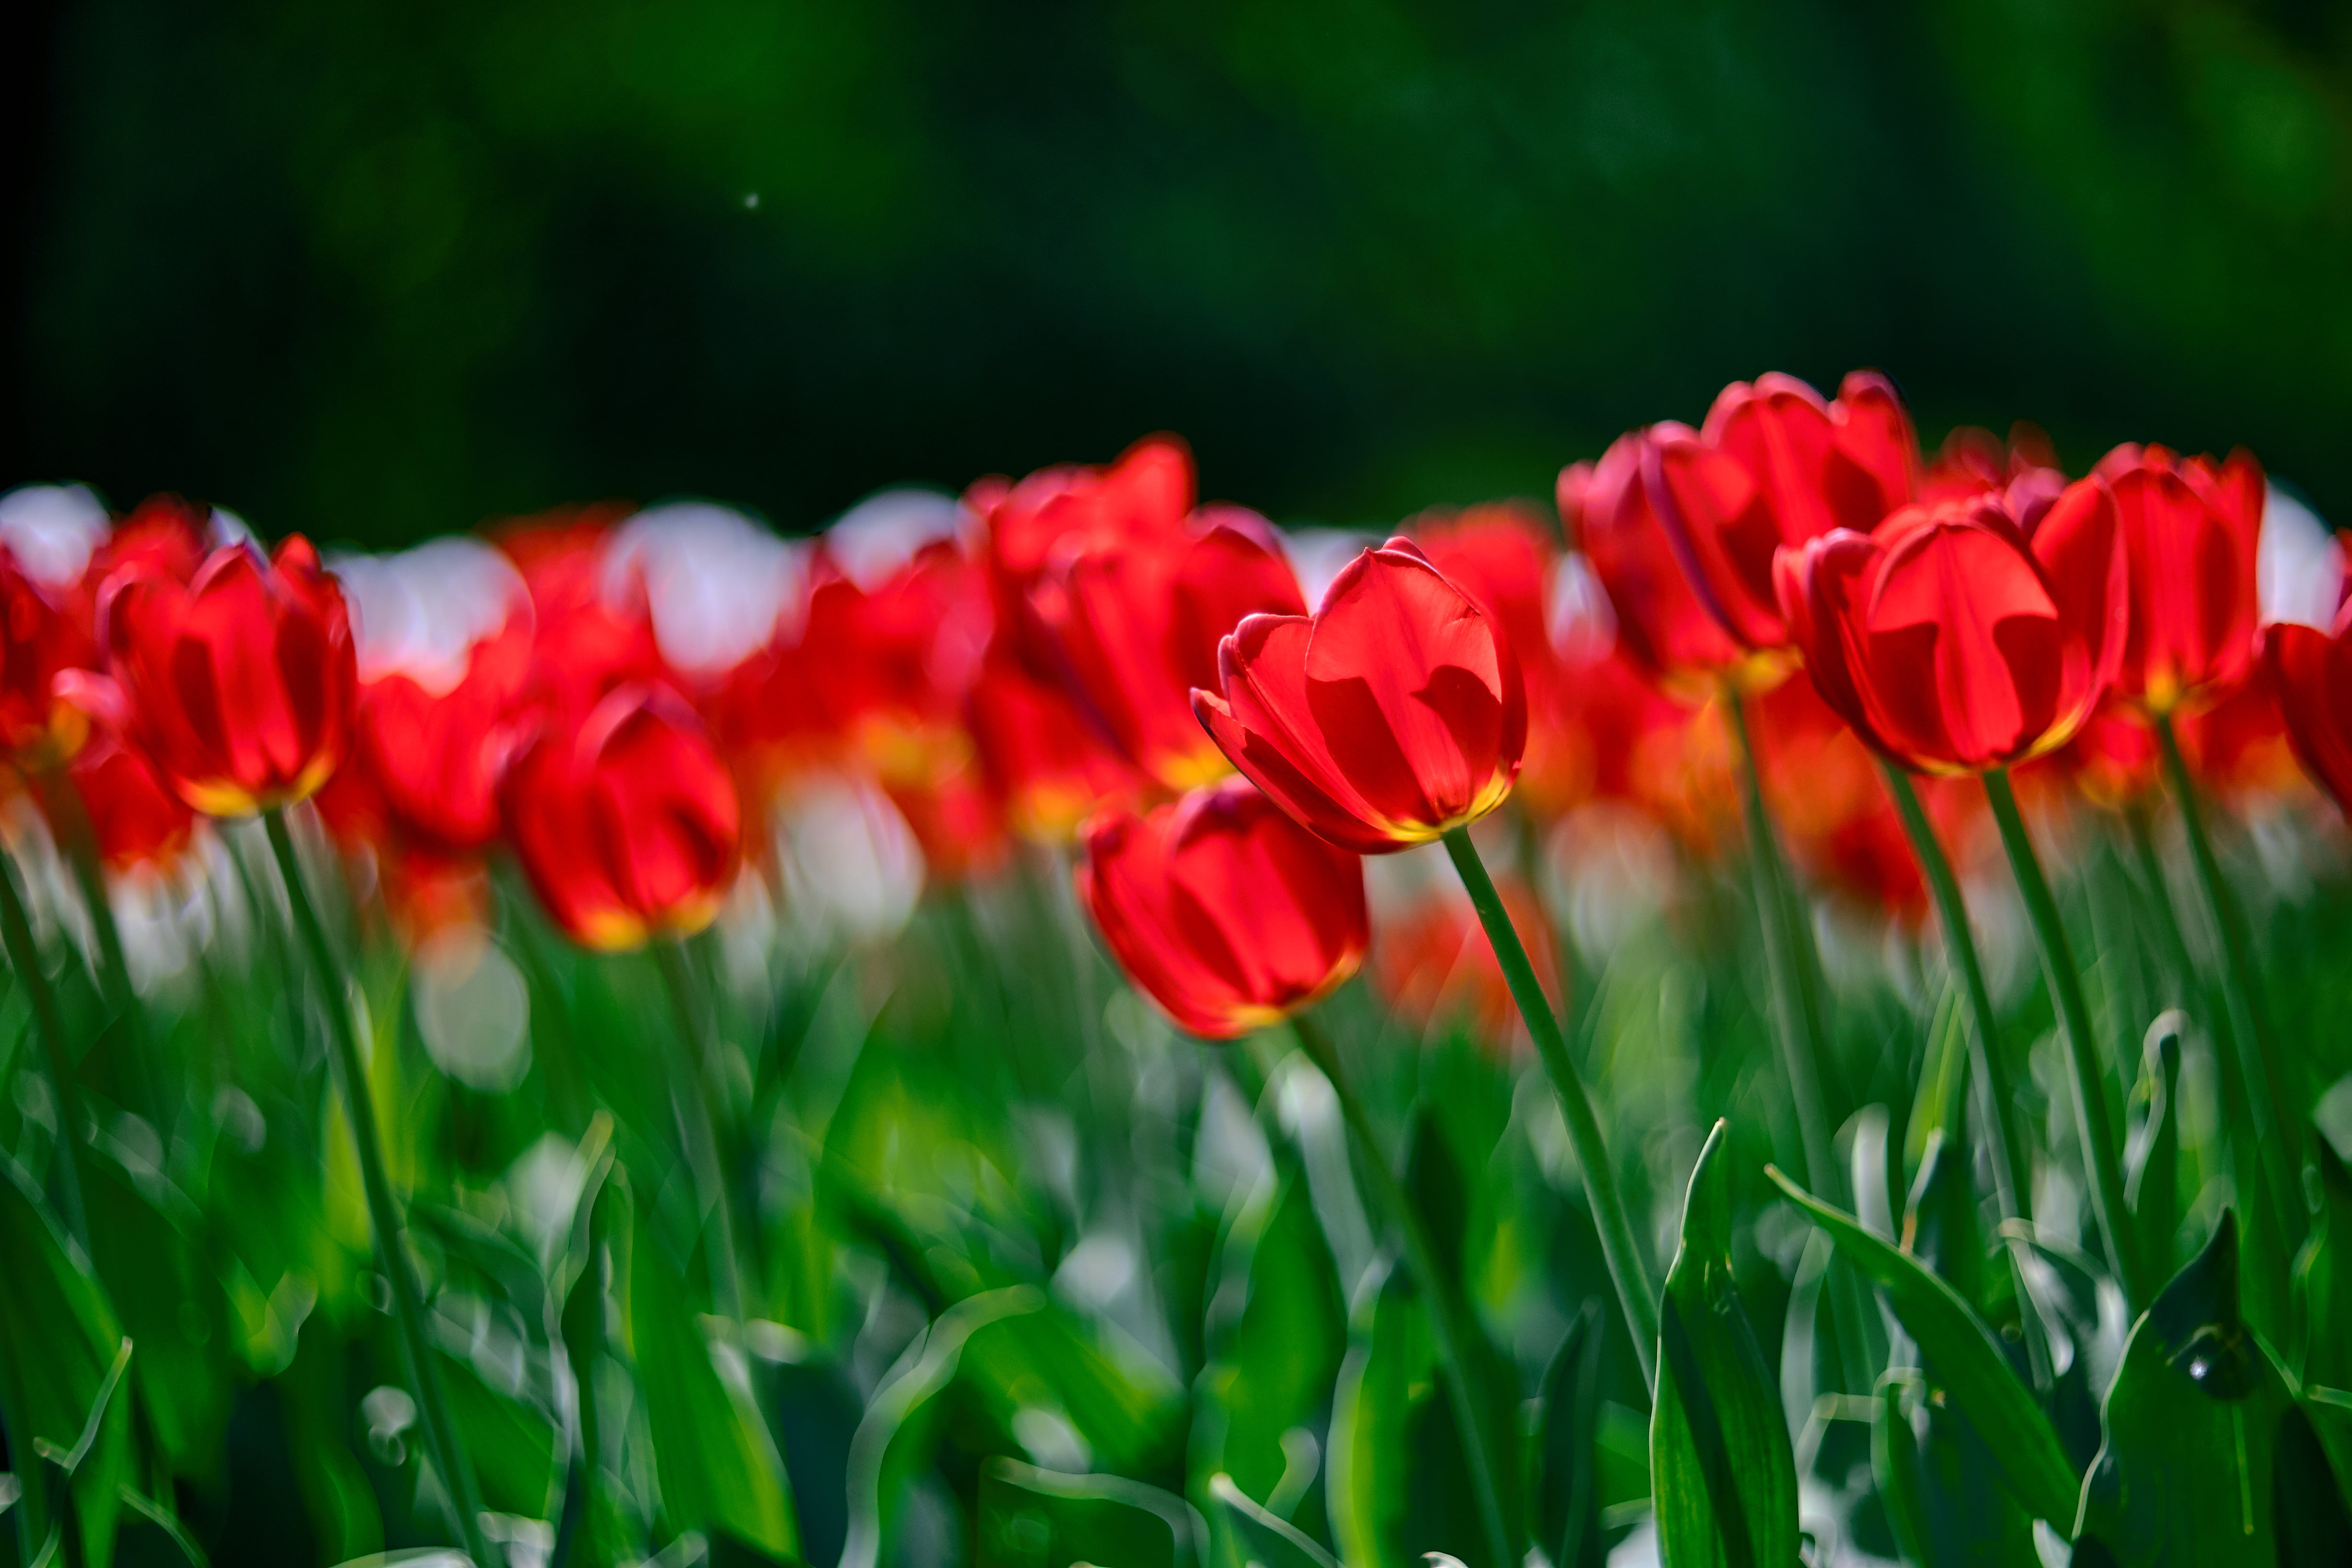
left=1563, top=435, right=1752, bottom=698
left=494, top=507, right=668, bottom=723
left=1371, top=872, right=1560, bottom=1046
left=1775, top=482, right=2126, bottom=775
left=90, top=538, right=357, bottom=816
left=1077, top=777, right=1367, bottom=1040
left=0, top=550, right=96, bottom=768
left=2068, top=444, right=2265, bottom=717
left=1193, top=539, right=1525, bottom=853
left=89, top=494, right=211, bottom=587
left=1919, top=423, right=2059, bottom=503
left=1751, top=677, right=1930, bottom=922
left=1647, top=371, right=1918, bottom=650
left=48, top=732, right=193, bottom=873
left=969, top=645, right=1141, bottom=843
left=502, top=685, right=741, bottom=951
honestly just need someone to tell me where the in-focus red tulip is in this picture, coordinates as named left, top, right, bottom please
left=49, top=732, right=194, bottom=873
left=1648, top=371, right=1917, bottom=648
left=0, top=549, right=96, bottom=768
left=90, top=538, right=357, bottom=816
left=2078, top=443, right=2265, bottom=717
left=1371, top=871, right=1560, bottom=1046
left=1077, top=777, right=1367, bottom=1039
left=502, top=685, right=741, bottom=951
left=969, top=645, right=1142, bottom=843
left=1193, top=539, right=1525, bottom=853
left=1775, top=480, right=2126, bottom=775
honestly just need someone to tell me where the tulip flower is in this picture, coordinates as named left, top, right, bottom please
left=1562, top=433, right=1751, bottom=697
left=2076, top=444, right=2265, bottom=717
left=969, top=645, right=1141, bottom=843
left=1919, top=422, right=2059, bottom=503
left=502, top=685, right=741, bottom=951
left=1774, top=481, right=2126, bottom=775
left=88, top=537, right=358, bottom=816
left=1192, top=538, right=1524, bottom=853
left=2265, top=605, right=2352, bottom=816
left=50, top=731, right=193, bottom=873
left=1077, top=777, right=1367, bottom=1039
left=0, top=550, right=97, bottom=768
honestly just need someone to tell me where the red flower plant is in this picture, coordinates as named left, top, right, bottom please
left=2082, top=444, right=2266, bottom=717
left=50, top=731, right=194, bottom=873
left=1775, top=480, right=2126, bottom=775
left=502, top=685, right=741, bottom=951
left=969, top=645, right=1141, bottom=843
left=0, top=549, right=98, bottom=768
left=88, top=538, right=357, bottom=816
left=1193, top=539, right=1525, bottom=852
left=1078, top=777, right=1367, bottom=1039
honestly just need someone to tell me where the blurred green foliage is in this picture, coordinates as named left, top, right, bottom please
left=11, top=0, right=2352, bottom=544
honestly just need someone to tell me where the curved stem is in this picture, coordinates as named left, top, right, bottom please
left=1979, top=772, right=2146, bottom=1311
left=0, top=841, right=88, bottom=1251
left=1290, top=1011, right=1515, bottom=1568
left=652, top=936, right=746, bottom=1324
left=2151, top=714, right=2306, bottom=1254
left=1442, top=825, right=1660, bottom=1393
left=264, top=809, right=493, bottom=1566
left=1876, top=760, right=2052, bottom=1389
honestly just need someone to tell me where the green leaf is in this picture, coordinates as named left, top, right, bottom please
left=1531, top=1299, right=1603, bottom=1568
left=978, top=1457, right=1202, bottom=1568
left=1870, top=1375, right=1930, bottom=1566
left=2291, top=1139, right=2352, bottom=1390
left=956, top=1303, right=1184, bottom=1477
left=78, top=1152, right=232, bottom=1478
left=626, top=1188, right=798, bottom=1559
left=1767, top=1163, right=2079, bottom=1525
left=1653, top=1121, right=1795, bottom=1568
left=1901, top=1128, right=1983, bottom=1316
left=1209, top=1472, right=1339, bottom=1568
left=2274, top=1398, right=2352, bottom=1565
left=1325, top=1256, right=1483, bottom=1568
left=0, top=1155, right=129, bottom=1568
left=2123, top=1016, right=2182, bottom=1283
left=2074, top=1210, right=2350, bottom=1563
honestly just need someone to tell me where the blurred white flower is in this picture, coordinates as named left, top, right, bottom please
left=411, top=924, right=532, bottom=1092
left=774, top=774, right=925, bottom=945
left=824, top=487, right=964, bottom=593
left=2258, top=481, right=2341, bottom=631
left=1279, top=526, right=1376, bottom=609
left=333, top=536, right=529, bottom=694
left=607, top=501, right=809, bottom=680
left=0, top=483, right=108, bottom=587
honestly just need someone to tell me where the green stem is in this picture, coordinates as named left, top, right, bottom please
left=1441, top=825, right=1660, bottom=1393
left=1979, top=772, right=2146, bottom=1311
left=652, top=936, right=747, bottom=1324
left=1723, top=691, right=1875, bottom=1388
left=0, top=841, right=88, bottom=1252
left=42, top=777, right=165, bottom=1129
left=2151, top=715, right=2307, bottom=1254
left=1290, top=1011, right=1515, bottom=1568
left=1876, top=760, right=2053, bottom=1389
left=263, top=809, right=494, bottom=1566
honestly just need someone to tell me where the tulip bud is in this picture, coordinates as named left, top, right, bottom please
left=1078, top=778, right=1367, bottom=1040
left=502, top=685, right=741, bottom=951
left=93, top=537, right=357, bottom=816
left=1192, top=539, right=1526, bottom=853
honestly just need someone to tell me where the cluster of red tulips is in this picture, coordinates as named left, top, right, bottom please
left=4, top=363, right=2351, bottom=1565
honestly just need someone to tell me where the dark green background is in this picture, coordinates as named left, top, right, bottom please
left=5, top=0, right=2349, bottom=547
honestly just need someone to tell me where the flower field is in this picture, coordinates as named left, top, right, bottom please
left=1, top=373, right=2350, bottom=1567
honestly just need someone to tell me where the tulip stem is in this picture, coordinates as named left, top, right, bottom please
left=38, top=774, right=166, bottom=1128
left=1978, top=772, right=2147, bottom=1311
left=0, top=841, right=89, bottom=1252
left=1441, top=825, right=1660, bottom=1394
left=1875, top=760, right=2052, bottom=1388
left=652, top=935, right=747, bottom=1324
left=263, top=809, right=494, bottom=1567
left=1290, top=1010, right=1516, bottom=1568
left=2151, top=715, right=2306, bottom=1254
left=1723, top=691, right=1876, bottom=1391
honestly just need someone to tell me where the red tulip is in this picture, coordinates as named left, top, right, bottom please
left=89, top=494, right=211, bottom=587
left=2263, top=591, right=2352, bottom=816
left=49, top=732, right=193, bottom=873
left=1077, top=777, right=1367, bottom=1040
left=501, top=685, right=741, bottom=951
left=969, top=645, right=1141, bottom=843
left=89, top=537, right=357, bottom=816
left=1193, top=539, right=1525, bottom=853
left=1775, top=480, right=2126, bottom=775
left=494, top=508, right=669, bottom=723
left=1563, top=434, right=1750, bottom=697
left=2079, top=444, right=2265, bottom=716
left=356, top=625, right=533, bottom=854
left=1370, top=870, right=1560, bottom=1046
left=0, top=549, right=97, bottom=768
left=1919, top=422, right=2059, bottom=504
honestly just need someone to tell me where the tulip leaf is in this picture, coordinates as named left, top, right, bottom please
left=0, top=1154, right=131, bottom=1568
left=1653, top=1121, right=1796, bottom=1568
left=1210, top=1471, right=1341, bottom=1568
left=1531, top=1299, right=1604, bottom=1568
left=2291, top=1138, right=2352, bottom=1391
left=2123, top=1016, right=2183, bottom=1283
left=79, top=1145, right=233, bottom=1476
left=2073, top=1210, right=2352, bottom=1564
left=1767, top=1163, right=2079, bottom=1526
left=1326, top=1255, right=1485, bottom=1568
left=978, top=1457, right=1202, bottom=1568
left=1870, top=1375, right=1931, bottom=1565
left=626, top=1211, right=798, bottom=1559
